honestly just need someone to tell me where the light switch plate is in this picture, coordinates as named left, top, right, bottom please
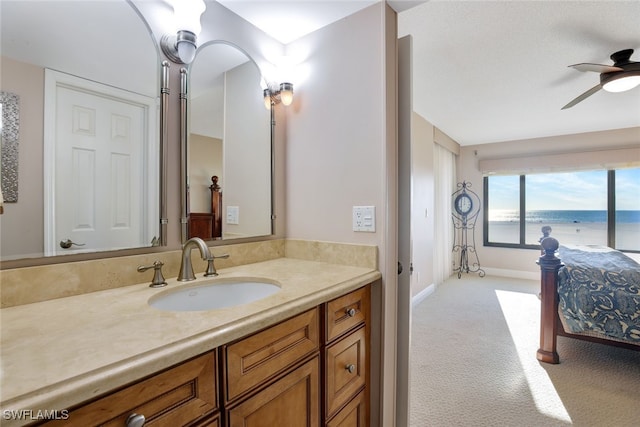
left=226, top=206, right=239, bottom=225
left=353, top=206, right=375, bottom=232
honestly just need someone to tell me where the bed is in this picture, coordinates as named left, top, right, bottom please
left=536, top=236, right=640, bottom=364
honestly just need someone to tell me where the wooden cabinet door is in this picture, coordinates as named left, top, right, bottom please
left=326, top=391, right=368, bottom=427
left=226, top=357, right=320, bottom=427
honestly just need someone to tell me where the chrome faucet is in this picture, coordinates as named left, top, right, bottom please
left=178, top=237, right=212, bottom=281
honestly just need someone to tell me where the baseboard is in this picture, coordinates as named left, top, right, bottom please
left=412, top=283, right=436, bottom=307
left=481, top=267, right=538, bottom=281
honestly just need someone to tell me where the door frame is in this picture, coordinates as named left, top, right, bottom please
left=396, top=34, right=414, bottom=427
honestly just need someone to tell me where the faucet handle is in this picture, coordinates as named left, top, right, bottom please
left=137, top=261, right=168, bottom=288
left=204, top=254, right=230, bottom=277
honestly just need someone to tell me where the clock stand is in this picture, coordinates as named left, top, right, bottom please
left=451, top=181, right=485, bottom=279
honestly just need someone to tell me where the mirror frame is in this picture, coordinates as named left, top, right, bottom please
left=159, top=61, right=170, bottom=246
left=180, top=41, right=275, bottom=244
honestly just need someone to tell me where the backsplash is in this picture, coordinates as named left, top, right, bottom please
left=0, top=240, right=284, bottom=308
left=284, top=239, right=377, bottom=269
left=0, top=239, right=377, bottom=308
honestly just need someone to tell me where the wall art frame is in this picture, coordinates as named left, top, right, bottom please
left=1, top=91, right=20, bottom=202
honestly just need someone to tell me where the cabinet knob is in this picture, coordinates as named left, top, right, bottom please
left=346, top=364, right=356, bottom=374
left=126, top=413, right=145, bottom=427
left=346, top=308, right=356, bottom=317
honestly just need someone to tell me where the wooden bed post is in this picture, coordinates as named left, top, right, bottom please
left=537, top=237, right=563, bottom=364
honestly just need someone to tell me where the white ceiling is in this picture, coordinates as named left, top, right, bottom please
left=399, top=1, right=640, bottom=146
left=217, top=0, right=379, bottom=44
left=216, top=0, right=420, bottom=43
left=218, top=0, right=640, bottom=146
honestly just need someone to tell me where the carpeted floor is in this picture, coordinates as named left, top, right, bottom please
left=409, top=275, right=640, bottom=427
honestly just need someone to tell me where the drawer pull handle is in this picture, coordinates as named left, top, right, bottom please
left=346, top=308, right=357, bottom=317
left=346, top=364, right=356, bottom=374
left=126, top=413, right=146, bottom=427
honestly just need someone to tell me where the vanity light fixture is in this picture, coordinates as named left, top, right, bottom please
left=263, top=82, right=294, bottom=109
left=160, top=0, right=206, bottom=64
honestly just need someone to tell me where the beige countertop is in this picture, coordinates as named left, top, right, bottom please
left=0, top=257, right=380, bottom=422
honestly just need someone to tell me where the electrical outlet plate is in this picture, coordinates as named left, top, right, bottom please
left=353, top=206, right=375, bottom=232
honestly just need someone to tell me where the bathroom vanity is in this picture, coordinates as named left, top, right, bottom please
left=0, top=257, right=379, bottom=427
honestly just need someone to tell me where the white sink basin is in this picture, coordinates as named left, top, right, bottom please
left=148, top=279, right=281, bottom=312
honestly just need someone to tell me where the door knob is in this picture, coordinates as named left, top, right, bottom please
left=59, top=239, right=86, bottom=249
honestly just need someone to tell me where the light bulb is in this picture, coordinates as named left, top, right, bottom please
left=279, top=83, right=294, bottom=106
left=177, top=40, right=197, bottom=64
left=263, top=89, right=272, bottom=110
left=602, top=75, right=640, bottom=93
left=171, top=30, right=198, bottom=64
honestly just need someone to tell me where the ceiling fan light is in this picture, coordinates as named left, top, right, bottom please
left=602, top=74, right=640, bottom=92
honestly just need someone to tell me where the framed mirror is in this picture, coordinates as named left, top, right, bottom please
left=183, top=42, right=272, bottom=242
left=0, top=0, right=163, bottom=262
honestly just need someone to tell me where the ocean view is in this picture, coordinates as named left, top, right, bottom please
left=487, top=210, right=640, bottom=250
left=489, top=210, right=640, bottom=224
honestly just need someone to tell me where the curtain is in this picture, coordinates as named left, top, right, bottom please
left=433, top=143, right=457, bottom=285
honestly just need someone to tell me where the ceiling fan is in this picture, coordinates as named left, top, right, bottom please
left=562, top=48, right=640, bottom=109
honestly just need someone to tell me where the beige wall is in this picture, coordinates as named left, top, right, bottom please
left=189, top=134, right=222, bottom=213
left=285, top=4, right=398, bottom=425
left=458, top=126, right=640, bottom=275
left=285, top=8, right=386, bottom=245
left=0, top=57, right=45, bottom=259
left=224, top=61, right=272, bottom=238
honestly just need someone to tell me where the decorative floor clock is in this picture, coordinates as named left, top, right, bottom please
left=452, top=181, right=485, bottom=279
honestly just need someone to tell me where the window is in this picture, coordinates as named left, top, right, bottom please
left=484, top=168, right=639, bottom=252
left=615, top=168, right=640, bottom=251
left=485, top=175, right=520, bottom=244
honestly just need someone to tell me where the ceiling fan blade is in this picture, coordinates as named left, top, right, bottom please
left=561, top=84, right=602, bottom=110
left=569, top=63, right=623, bottom=73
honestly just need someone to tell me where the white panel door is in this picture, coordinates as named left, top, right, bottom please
left=53, top=84, right=145, bottom=253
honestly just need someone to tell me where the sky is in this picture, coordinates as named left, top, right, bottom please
left=488, top=168, right=640, bottom=211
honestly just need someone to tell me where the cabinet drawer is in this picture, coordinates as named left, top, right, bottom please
left=325, top=287, right=369, bottom=343
left=324, top=326, right=366, bottom=419
left=326, top=390, right=368, bottom=427
left=191, top=413, right=221, bottom=427
left=224, top=308, right=320, bottom=402
left=43, top=351, right=218, bottom=426
left=227, top=356, right=320, bottom=427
